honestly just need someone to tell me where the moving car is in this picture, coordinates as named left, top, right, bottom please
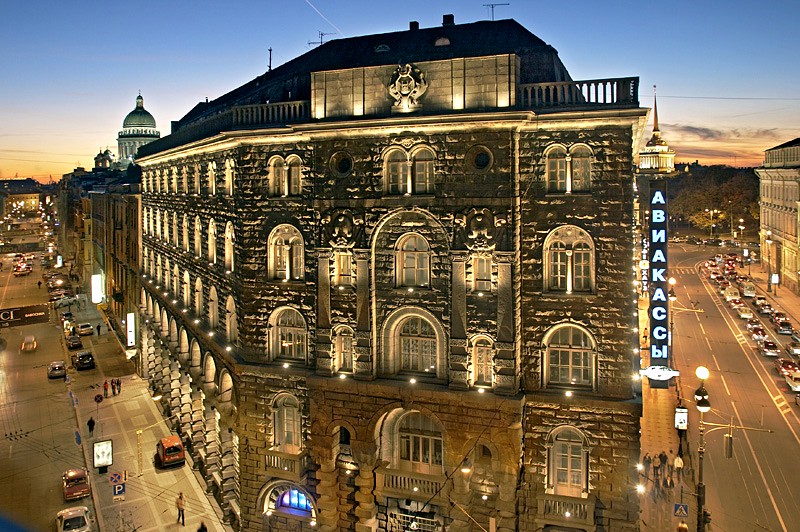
left=776, top=321, right=794, bottom=335
left=55, top=506, right=92, bottom=532
left=66, top=335, right=83, bottom=350
left=155, top=435, right=185, bottom=468
left=745, top=318, right=761, bottom=331
left=759, top=340, right=781, bottom=357
left=787, top=372, right=800, bottom=393
left=62, top=468, right=91, bottom=501
left=787, top=342, right=800, bottom=356
left=736, top=307, right=754, bottom=320
left=753, top=296, right=768, bottom=307
left=728, top=298, right=745, bottom=309
left=771, top=311, right=787, bottom=324
left=47, top=361, right=67, bottom=379
left=751, top=327, right=768, bottom=342
left=77, top=323, right=94, bottom=336
left=21, top=335, right=37, bottom=352
left=758, top=304, right=774, bottom=316
left=70, top=351, right=95, bottom=370
left=775, top=358, right=800, bottom=377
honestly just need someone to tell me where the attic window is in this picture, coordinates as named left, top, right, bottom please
left=374, top=44, right=390, bottom=53
left=435, top=37, right=450, bottom=47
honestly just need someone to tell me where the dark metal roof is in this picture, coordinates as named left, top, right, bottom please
left=767, top=137, right=800, bottom=151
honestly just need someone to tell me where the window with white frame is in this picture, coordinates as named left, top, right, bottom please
left=398, top=317, right=436, bottom=373
left=396, top=234, right=430, bottom=287
left=546, top=144, right=593, bottom=193
left=286, top=156, right=302, bottom=196
left=334, top=326, right=354, bottom=372
left=473, top=254, right=492, bottom=292
left=182, top=215, right=189, bottom=251
left=268, top=157, right=284, bottom=196
left=268, top=225, right=304, bottom=281
left=272, top=394, right=301, bottom=453
left=472, top=337, right=493, bottom=387
left=333, top=250, right=352, bottom=287
left=273, top=308, right=306, bottom=360
left=384, top=147, right=435, bottom=195
left=194, top=217, right=202, bottom=257
left=546, top=426, right=589, bottom=498
left=207, top=219, right=217, bottom=263
left=397, top=412, right=443, bottom=475
left=545, top=325, right=595, bottom=388
left=224, top=158, right=235, bottom=196
left=207, top=161, right=217, bottom=195
left=544, top=225, right=595, bottom=293
left=224, top=221, right=235, bottom=272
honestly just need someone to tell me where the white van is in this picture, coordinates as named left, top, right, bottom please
left=724, top=286, right=740, bottom=301
left=741, top=282, right=756, bottom=298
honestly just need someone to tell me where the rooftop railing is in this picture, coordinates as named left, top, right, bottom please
left=519, top=77, right=639, bottom=109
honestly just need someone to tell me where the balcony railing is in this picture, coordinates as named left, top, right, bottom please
left=375, top=467, right=447, bottom=504
left=519, top=77, right=639, bottom=110
left=536, top=492, right=597, bottom=530
left=264, top=448, right=310, bottom=482
left=232, top=101, right=310, bottom=128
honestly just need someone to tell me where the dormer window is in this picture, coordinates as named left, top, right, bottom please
left=434, top=37, right=450, bottom=46
left=374, top=44, right=390, bottom=53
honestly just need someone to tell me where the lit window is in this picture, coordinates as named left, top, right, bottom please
left=547, top=427, right=589, bottom=497
left=544, top=225, right=594, bottom=293
left=224, top=158, right=235, bottom=196
left=384, top=148, right=435, bottom=195
left=334, top=327, right=354, bottom=372
left=399, top=317, right=436, bottom=373
left=385, top=150, right=408, bottom=195
left=268, top=225, right=304, bottom=281
left=272, top=394, right=301, bottom=453
left=473, top=255, right=492, bottom=292
left=273, top=308, right=306, bottom=360
left=412, top=148, right=434, bottom=194
left=472, top=337, right=493, bottom=386
left=398, top=412, right=443, bottom=475
left=546, top=325, right=594, bottom=387
left=207, top=219, right=217, bottom=263
left=333, top=251, right=352, bottom=286
left=396, top=234, right=430, bottom=287
left=207, top=161, right=217, bottom=195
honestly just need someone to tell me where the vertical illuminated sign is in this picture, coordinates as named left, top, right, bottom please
left=648, top=180, right=670, bottom=388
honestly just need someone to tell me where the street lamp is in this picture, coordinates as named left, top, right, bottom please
left=738, top=219, right=745, bottom=242
left=766, top=230, right=773, bottom=293
left=694, top=366, right=711, bottom=532
left=704, top=209, right=719, bottom=237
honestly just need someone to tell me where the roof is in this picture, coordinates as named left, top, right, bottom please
left=767, top=137, right=800, bottom=151
left=173, top=17, right=570, bottom=129
left=123, top=95, right=157, bottom=129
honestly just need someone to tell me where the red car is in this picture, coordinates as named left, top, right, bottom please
left=62, top=468, right=91, bottom=501
left=775, top=358, right=800, bottom=377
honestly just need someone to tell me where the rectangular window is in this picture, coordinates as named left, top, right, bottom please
left=413, top=159, right=434, bottom=194
left=473, top=256, right=492, bottom=292
left=334, top=252, right=352, bottom=286
left=550, top=250, right=567, bottom=290
left=573, top=249, right=591, bottom=291
left=548, top=157, right=567, bottom=192
left=387, top=161, right=407, bottom=194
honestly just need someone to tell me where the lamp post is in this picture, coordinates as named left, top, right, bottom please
left=694, top=366, right=712, bottom=532
left=705, top=209, right=719, bottom=237
left=738, top=219, right=744, bottom=242
left=766, top=230, right=773, bottom=293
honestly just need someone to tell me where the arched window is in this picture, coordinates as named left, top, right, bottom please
left=182, top=272, right=191, bottom=307
left=162, top=211, right=169, bottom=243
left=472, top=337, right=493, bottom=387
left=171, top=167, right=178, bottom=193
left=226, top=295, right=237, bottom=342
left=268, top=225, right=304, bottom=281
left=396, top=234, right=430, bottom=287
left=286, top=156, right=302, bottom=196
left=398, top=317, right=436, bottom=373
left=193, top=163, right=201, bottom=194
left=268, top=157, right=284, bottom=197
left=164, top=258, right=170, bottom=291
left=411, top=147, right=435, bottom=194
left=207, top=219, right=217, bottom=264
left=544, top=225, right=595, bottom=293
left=194, top=278, right=203, bottom=315
left=272, top=308, right=306, bottom=361
left=385, top=149, right=408, bottom=195
left=172, top=265, right=179, bottom=297
left=224, top=221, right=235, bottom=272
left=546, top=426, right=590, bottom=497
left=397, top=412, right=443, bottom=475
left=263, top=482, right=316, bottom=522
left=182, top=215, right=189, bottom=251
left=207, top=161, right=217, bottom=195
left=334, top=326, right=354, bottom=372
left=208, top=286, right=218, bottom=328
left=194, top=216, right=202, bottom=257
left=181, top=166, right=189, bottom=194
left=155, top=209, right=162, bottom=240
left=172, top=212, right=179, bottom=245
left=544, top=324, right=596, bottom=388
left=570, top=145, right=592, bottom=192
left=272, top=394, right=301, bottom=453
left=224, top=158, right=235, bottom=196
left=546, top=144, right=593, bottom=193
left=384, top=147, right=435, bottom=195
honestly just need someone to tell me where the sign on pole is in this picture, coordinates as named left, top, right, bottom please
left=674, top=503, right=689, bottom=517
left=112, top=483, right=126, bottom=501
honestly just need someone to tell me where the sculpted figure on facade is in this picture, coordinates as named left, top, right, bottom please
left=387, top=64, right=428, bottom=111
left=321, top=209, right=364, bottom=248
left=454, top=208, right=509, bottom=251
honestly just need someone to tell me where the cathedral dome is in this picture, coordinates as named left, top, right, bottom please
left=123, top=95, right=156, bottom=128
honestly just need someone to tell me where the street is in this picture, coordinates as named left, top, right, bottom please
left=670, top=243, right=800, bottom=531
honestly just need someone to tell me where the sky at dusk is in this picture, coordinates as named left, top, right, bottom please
left=1, top=0, right=798, bottom=181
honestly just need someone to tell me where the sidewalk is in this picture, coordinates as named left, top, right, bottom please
left=64, top=300, right=232, bottom=532
left=748, top=266, right=800, bottom=326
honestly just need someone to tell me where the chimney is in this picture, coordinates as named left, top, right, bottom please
left=409, top=21, right=419, bottom=31
left=442, top=14, right=454, bottom=26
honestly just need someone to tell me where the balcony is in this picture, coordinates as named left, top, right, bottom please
left=232, top=101, right=310, bottom=129
left=519, top=77, right=639, bottom=111
left=536, top=492, right=597, bottom=531
left=264, top=448, right=310, bottom=482
left=375, top=467, right=448, bottom=505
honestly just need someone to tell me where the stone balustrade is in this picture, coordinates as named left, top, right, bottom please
left=232, top=101, right=310, bottom=128
left=264, top=448, right=310, bottom=482
left=536, top=492, right=597, bottom=530
left=519, top=77, right=639, bottom=109
left=375, top=467, right=447, bottom=504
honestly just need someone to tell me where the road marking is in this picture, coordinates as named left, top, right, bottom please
left=711, top=354, right=722, bottom=372
left=731, top=401, right=789, bottom=532
left=719, top=374, right=731, bottom=395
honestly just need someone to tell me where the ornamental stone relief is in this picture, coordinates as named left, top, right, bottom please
left=454, top=208, right=509, bottom=251
left=387, top=63, right=428, bottom=112
left=320, top=209, right=364, bottom=248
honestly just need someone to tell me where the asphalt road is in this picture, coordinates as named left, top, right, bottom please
left=670, top=243, right=800, bottom=532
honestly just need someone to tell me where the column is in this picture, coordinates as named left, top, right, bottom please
left=316, top=249, right=335, bottom=375
left=450, top=252, right=469, bottom=389
left=354, top=250, right=373, bottom=380
left=494, top=253, right=517, bottom=395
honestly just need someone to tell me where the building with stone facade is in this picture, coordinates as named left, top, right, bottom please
left=757, top=137, right=800, bottom=294
left=136, top=16, right=647, bottom=531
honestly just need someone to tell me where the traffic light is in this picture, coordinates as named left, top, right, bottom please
left=703, top=510, right=712, bottom=525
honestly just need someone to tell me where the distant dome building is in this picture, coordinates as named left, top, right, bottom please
left=117, top=94, right=160, bottom=166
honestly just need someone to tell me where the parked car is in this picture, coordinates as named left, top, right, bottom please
left=792, top=330, right=800, bottom=343
left=21, top=335, right=37, bottom=352
left=47, top=361, right=67, bottom=379
left=70, top=351, right=95, bottom=370
left=55, top=296, right=78, bottom=308
left=705, top=238, right=723, bottom=246
left=155, top=435, right=185, bottom=468
left=60, top=311, right=74, bottom=323
left=55, top=506, right=92, bottom=532
left=62, top=468, right=91, bottom=501
left=66, top=335, right=83, bottom=350
left=759, top=340, right=781, bottom=357
left=77, top=323, right=94, bottom=336
left=751, top=327, right=768, bottom=342
left=737, top=307, right=754, bottom=320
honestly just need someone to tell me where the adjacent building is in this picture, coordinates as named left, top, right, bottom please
left=136, top=16, right=647, bottom=531
left=757, top=137, right=800, bottom=293
left=118, top=94, right=160, bottom=166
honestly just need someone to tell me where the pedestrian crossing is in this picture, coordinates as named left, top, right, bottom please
left=670, top=267, right=698, bottom=275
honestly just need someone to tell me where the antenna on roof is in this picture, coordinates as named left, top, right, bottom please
left=268, top=47, right=272, bottom=71
left=308, top=31, right=335, bottom=47
left=483, top=3, right=510, bottom=20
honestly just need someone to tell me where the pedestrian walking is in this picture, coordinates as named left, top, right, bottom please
left=642, top=453, right=652, bottom=481
left=103, top=380, right=109, bottom=398
left=658, top=450, right=668, bottom=477
left=674, top=454, right=684, bottom=482
left=117, top=378, right=122, bottom=394
left=667, top=449, right=675, bottom=478
left=197, top=522, right=208, bottom=532
left=96, top=323, right=101, bottom=335
left=111, top=378, right=117, bottom=396
left=652, top=454, right=661, bottom=483
left=37, top=280, right=41, bottom=289
left=176, top=492, right=186, bottom=526
left=87, top=417, right=95, bottom=437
